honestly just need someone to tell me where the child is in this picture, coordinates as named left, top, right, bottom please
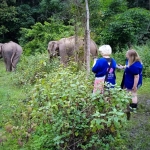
left=92, top=45, right=117, bottom=93
left=120, top=49, right=143, bottom=112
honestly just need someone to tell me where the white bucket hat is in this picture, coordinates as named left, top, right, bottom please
left=99, top=45, right=112, bottom=56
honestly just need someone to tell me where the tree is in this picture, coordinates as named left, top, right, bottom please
left=0, top=0, right=17, bottom=42
left=101, top=8, right=150, bottom=51
left=85, top=0, right=90, bottom=75
left=127, top=0, right=150, bottom=10
left=19, top=18, right=74, bottom=55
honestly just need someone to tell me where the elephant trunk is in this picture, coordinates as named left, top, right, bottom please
left=50, top=52, right=58, bottom=58
left=49, top=53, right=55, bottom=62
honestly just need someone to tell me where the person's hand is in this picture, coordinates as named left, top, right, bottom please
left=132, top=86, right=137, bottom=92
left=93, top=58, right=98, bottom=66
left=117, top=64, right=124, bottom=69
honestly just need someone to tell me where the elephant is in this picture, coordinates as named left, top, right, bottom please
left=0, top=41, right=23, bottom=72
left=47, top=36, right=98, bottom=65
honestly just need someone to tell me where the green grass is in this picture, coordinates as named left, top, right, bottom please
left=0, top=61, right=27, bottom=126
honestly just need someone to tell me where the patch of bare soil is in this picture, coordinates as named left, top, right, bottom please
left=124, top=95, right=150, bottom=150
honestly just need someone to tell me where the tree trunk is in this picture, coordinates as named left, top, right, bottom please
left=74, top=0, right=80, bottom=64
left=85, top=0, right=90, bottom=75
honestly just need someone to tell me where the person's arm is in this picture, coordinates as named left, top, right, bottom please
left=92, top=59, right=101, bottom=73
left=116, top=64, right=123, bottom=69
left=132, top=74, right=139, bottom=92
left=116, top=64, right=126, bottom=69
left=93, top=58, right=98, bottom=67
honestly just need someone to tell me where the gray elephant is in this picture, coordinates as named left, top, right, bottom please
left=47, top=36, right=98, bottom=64
left=0, top=41, right=23, bottom=72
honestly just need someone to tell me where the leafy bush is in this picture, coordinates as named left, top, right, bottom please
left=135, top=42, right=150, bottom=78
left=12, top=53, right=60, bottom=86
left=2, top=63, right=131, bottom=149
left=112, top=50, right=126, bottom=66
left=101, top=8, right=150, bottom=51
left=90, top=0, right=128, bottom=44
left=19, top=18, right=74, bottom=55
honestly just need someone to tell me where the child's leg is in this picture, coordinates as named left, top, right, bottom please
left=93, top=78, right=104, bottom=94
left=131, top=91, right=138, bottom=104
left=128, top=90, right=138, bottom=112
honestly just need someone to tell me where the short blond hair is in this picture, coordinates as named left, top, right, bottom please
left=99, top=45, right=112, bottom=56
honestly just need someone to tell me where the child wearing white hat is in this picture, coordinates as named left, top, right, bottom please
left=92, top=45, right=117, bottom=93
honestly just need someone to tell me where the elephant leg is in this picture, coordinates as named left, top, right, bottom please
left=59, top=48, right=68, bottom=65
left=11, top=55, right=20, bottom=71
left=4, top=57, right=12, bottom=72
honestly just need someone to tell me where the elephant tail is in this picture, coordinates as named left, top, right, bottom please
left=11, top=49, right=17, bottom=68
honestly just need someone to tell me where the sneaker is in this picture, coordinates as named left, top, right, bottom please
left=132, top=108, right=137, bottom=113
left=129, top=106, right=137, bottom=113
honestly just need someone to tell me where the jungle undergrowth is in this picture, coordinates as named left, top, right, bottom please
left=0, top=60, right=150, bottom=150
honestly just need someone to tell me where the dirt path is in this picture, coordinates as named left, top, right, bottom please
left=123, top=95, right=150, bottom=150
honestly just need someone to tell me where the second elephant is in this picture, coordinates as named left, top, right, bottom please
left=48, top=36, right=98, bottom=64
left=0, top=41, right=23, bottom=72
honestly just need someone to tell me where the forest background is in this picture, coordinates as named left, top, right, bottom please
left=0, top=0, right=150, bottom=54
left=0, top=0, right=150, bottom=150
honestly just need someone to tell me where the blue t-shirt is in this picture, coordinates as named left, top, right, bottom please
left=92, top=57, right=117, bottom=85
left=124, top=61, right=143, bottom=89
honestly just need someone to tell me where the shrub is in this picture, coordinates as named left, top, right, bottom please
left=2, top=63, right=131, bottom=149
left=135, top=42, right=150, bottom=78
left=101, top=8, right=150, bottom=51
left=12, top=53, right=60, bottom=86
left=112, top=50, right=126, bottom=66
left=19, top=18, right=74, bottom=55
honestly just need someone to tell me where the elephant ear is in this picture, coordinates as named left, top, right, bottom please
left=48, top=41, right=56, bottom=51
left=51, top=41, right=55, bottom=48
left=50, top=41, right=55, bottom=52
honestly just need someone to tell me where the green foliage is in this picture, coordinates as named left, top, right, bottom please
left=16, top=4, right=35, bottom=28
left=0, top=0, right=18, bottom=42
left=19, top=18, right=74, bottom=55
left=0, top=61, right=26, bottom=126
left=126, top=0, right=150, bottom=10
left=112, top=50, right=126, bottom=66
left=91, top=0, right=128, bottom=44
left=12, top=53, right=59, bottom=86
left=100, top=0, right=128, bottom=17
left=0, top=51, right=150, bottom=149
left=1, top=60, right=131, bottom=149
left=0, top=40, right=150, bottom=149
left=101, top=8, right=150, bottom=51
left=134, top=42, right=150, bottom=78
left=1, top=0, right=150, bottom=49
left=37, top=0, right=71, bottom=24
left=138, top=78, right=150, bottom=95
